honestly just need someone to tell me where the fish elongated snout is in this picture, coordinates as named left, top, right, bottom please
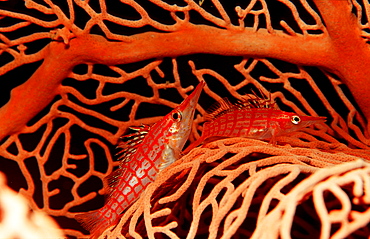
left=176, top=81, right=205, bottom=117
left=184, top=81, right=205, bottom=108
left=296, top=115, right=327, bottom=130
left=302, top=115, right=327, bottom=123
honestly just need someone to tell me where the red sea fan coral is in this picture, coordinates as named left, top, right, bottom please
left=1, top=0, right=370, bottom=238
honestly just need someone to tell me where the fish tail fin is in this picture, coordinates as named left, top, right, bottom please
left=75, top=209, right=110, bottom=239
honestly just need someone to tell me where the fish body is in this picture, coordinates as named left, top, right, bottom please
left=76, top=81, right=205, bottom=238
left=183, top=95, right=326, bottom=154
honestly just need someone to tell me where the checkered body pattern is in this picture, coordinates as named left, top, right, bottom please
left=102, top=119, right=175, bottom=223
left=204, top=109, right=286, bottom=140
left=98, top=130, right=168, bottom=231
left=183, top=97, right=326, bottom=154
left=76, top=122, right=171, bottom=238
left=75, top=81, right=205, bottom=238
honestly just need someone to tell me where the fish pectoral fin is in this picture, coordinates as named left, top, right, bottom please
left=177, top=149, right=185, bottom=159
left=159, top=145, right=179, bottom=172
left=268, top=136, right=277, bottom=145
left=268, top=125, right=278, bottom=145
left=173, top=147, right=182, bottom=159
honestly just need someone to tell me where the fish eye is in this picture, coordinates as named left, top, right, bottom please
left=291, top=115, right=301, bottom=125
left=172, top=111, right=182, bottom=121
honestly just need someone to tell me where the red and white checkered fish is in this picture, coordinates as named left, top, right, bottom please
left=76, top=81, right=205, bottom=238
left=183, top=92, right=326, bottom=154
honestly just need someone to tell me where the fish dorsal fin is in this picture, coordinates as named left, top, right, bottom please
left=105, top=165, right=127, bottom=195
left=105, top=124, right=151, bottom=195
left=238, top=89, right=277, bottom=109
left=205, top=97, right=235, bottom=121
left=205, top=90, right=277, bottom=121
left=110, top=124, right=150, bottom=189
left=116, top=124, right=151, bottom=162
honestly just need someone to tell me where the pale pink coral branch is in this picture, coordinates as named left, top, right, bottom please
left=100, top=137, right=370, bottom=238
left=252, top=159, right=370, bottom=239
left=0, top=172, right=63, bottom=238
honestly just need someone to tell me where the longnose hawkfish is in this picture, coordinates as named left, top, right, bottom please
left=76, top=81, right=205, bottom=238
left=183, top=91, right=326, bottom=154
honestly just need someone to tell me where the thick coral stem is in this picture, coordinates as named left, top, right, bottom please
left=0, top=25, right=334, bottom=141
left=314, top=0, right=370, bottom=126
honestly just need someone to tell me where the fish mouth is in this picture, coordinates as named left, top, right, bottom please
left=304, top=115, right=327, bottom=122
left=177, top=81, right=205, bottom=113
left=175, top=81, right=205, bottom=140
left=164, top=81, right=204, bottom=155
left=298, top=115, right=327, bottom=128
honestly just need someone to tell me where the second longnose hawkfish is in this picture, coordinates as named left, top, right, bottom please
left=183, top=91, right=326, bottom=154
left=76, top=81, right=205, bottom=238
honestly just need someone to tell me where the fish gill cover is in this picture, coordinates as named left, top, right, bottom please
left=0, top=0, right=370, bottom=238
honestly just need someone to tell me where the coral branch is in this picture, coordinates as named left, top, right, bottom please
left=2, top=1, right=370, bottom=237
left=314, top=0, right=370, bottom=126
left=0, top=26, right=332, bottom=140
left=103, top=138, right=370, bottom=238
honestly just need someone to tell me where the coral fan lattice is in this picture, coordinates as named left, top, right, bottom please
left=104, top=138, right=370, bottom=238
left=1, top=0, right=370, bottom=238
